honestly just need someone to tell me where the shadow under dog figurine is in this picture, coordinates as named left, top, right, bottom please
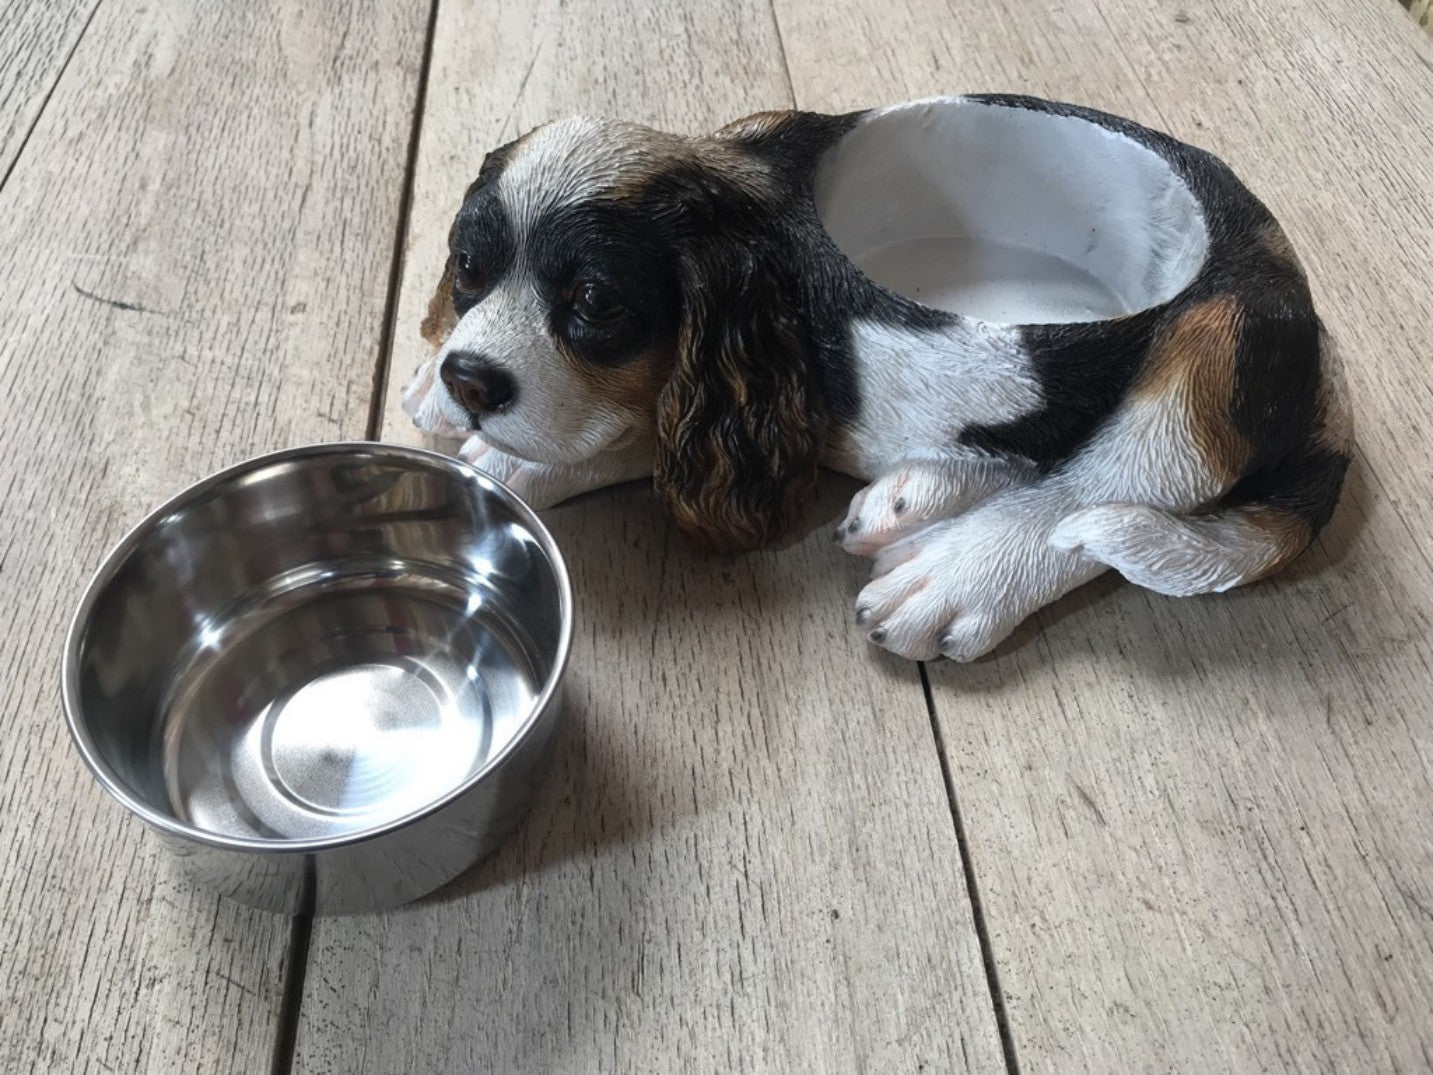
left=402, top=94, right=1352, bottom=662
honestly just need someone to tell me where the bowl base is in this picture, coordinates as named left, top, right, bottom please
left=159, top=574, right=541, bottom=841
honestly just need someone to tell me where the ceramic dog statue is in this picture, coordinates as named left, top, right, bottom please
left=402, top=94, right=1351, bottom=662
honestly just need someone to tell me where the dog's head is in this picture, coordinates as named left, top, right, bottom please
left=411, top=115, right=824, bottom=550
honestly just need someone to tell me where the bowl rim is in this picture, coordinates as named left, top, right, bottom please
left=60, top=440, right=574, bottom=854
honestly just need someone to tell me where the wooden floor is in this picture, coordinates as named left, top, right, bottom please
left=2, top=2, right=1430, bottom=1072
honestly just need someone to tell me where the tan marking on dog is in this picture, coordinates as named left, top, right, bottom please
left=506, top=121, right=685, bottom=202
left=419, top=258, right=457, bottom=350
left=655, top=289, right=821, bottom=550
left=1244, top=506, right=1313, bottom=581
left=554, top=336, right=672, bottom=420
left=594, top=127, right=774, bottom=205
left=1135, top=296, right=1251, bottom=484
left=717, top=110, right=797, bottom=140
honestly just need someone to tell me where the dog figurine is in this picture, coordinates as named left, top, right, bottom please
left=402, top=94, right=1351, bottom=662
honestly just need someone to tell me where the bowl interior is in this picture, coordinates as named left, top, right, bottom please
left=814, top=97, right=1210, bottom=324
left=68, top=445, right=567, bottom=845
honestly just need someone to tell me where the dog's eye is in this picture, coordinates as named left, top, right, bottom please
left=572, top=282, right=626, bottom=326
left=453, top=252, right=483, bottom=294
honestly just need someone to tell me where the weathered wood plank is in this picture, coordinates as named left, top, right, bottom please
left=773, top=0, right=1433, bottom=1070
left=300, top=1, right=1006, bottom=1071
left=0, top=3, right=429, bottom=1071
left=1403, top=0, right=1432, bottom=36
left=0, top=0, right=98, bottom=185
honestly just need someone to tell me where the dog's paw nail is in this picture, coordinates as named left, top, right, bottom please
left=937, top=632, right=955, bottom=654
left=855, top=605, right=873, bottom=625
left=846, top=516, right=860, bottom=533
left=892, top=497, right=907, bottom=516
left=867, top=626, right=887, bottom=644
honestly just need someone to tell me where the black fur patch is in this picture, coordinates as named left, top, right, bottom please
left=1221, top=443, right=1350, bottom=534
left=450, top=196, right=514, bottom=319
left=959, top=311, right=1166, bottom=466
left=450, top=145, right=520, bottom=318
left=526, top=199, right=683, bottom=367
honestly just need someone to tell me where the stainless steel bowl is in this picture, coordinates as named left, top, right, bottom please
left=62, top=442, right=572, bottom=914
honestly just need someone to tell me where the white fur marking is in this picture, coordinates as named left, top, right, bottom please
left=459, top=434, right=654, bottom=508
left=1063, top=394, right=1229, bottom=510
left=832, top=318, right=1040, bottom=479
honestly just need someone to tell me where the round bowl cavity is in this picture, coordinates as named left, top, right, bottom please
left=814, top=97, right=1209, bottom=324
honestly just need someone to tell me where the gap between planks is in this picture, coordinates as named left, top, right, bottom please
left=921, top=662, right=1022, bottom=1075
left=0, top=0, right=102, bottom=194
left=366, top=0, right=445, bottom=441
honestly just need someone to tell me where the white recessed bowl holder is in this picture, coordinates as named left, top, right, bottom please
left=814, top=97, right=1210, bottom=325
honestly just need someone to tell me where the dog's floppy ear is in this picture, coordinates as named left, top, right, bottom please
left=654, top=238, right=822, bottom=551
left=419, top=251, right=457, bottom=350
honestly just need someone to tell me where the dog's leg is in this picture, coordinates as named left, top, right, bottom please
left=1049, top=486, right=1333, bottom=597
left=856, top=423, right=1347, bottom=659
left=855, top=308, right=1351, bottom=659
left=833, top=456, right=1027, bottom=558
left=855, top=481, right=1105, bottom=661
left=459, top=435, right=652, bottom=509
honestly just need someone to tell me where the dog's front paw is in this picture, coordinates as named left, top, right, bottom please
left=833, top=457, right=1024, bottom=558
left=854, top=523, right=1026, bottom=660
left=853, top=493, right=1102, bottom=661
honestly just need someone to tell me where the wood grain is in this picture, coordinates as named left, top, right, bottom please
left=301, top=1, right=1005, bottom=1071
left=774, top=0, right=1433, bottom=1069
left=1404, top=0, right=1432, bottom=35
left=0, top=3, right=428, bottom=1071
left=0, top=0, right=98, bottom=185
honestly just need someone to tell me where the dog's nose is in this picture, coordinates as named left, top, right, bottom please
left=440, top=352, right=516, bottom=414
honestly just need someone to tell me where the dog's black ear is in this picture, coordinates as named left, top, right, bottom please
left=654, top=237, right=822, bottom=551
